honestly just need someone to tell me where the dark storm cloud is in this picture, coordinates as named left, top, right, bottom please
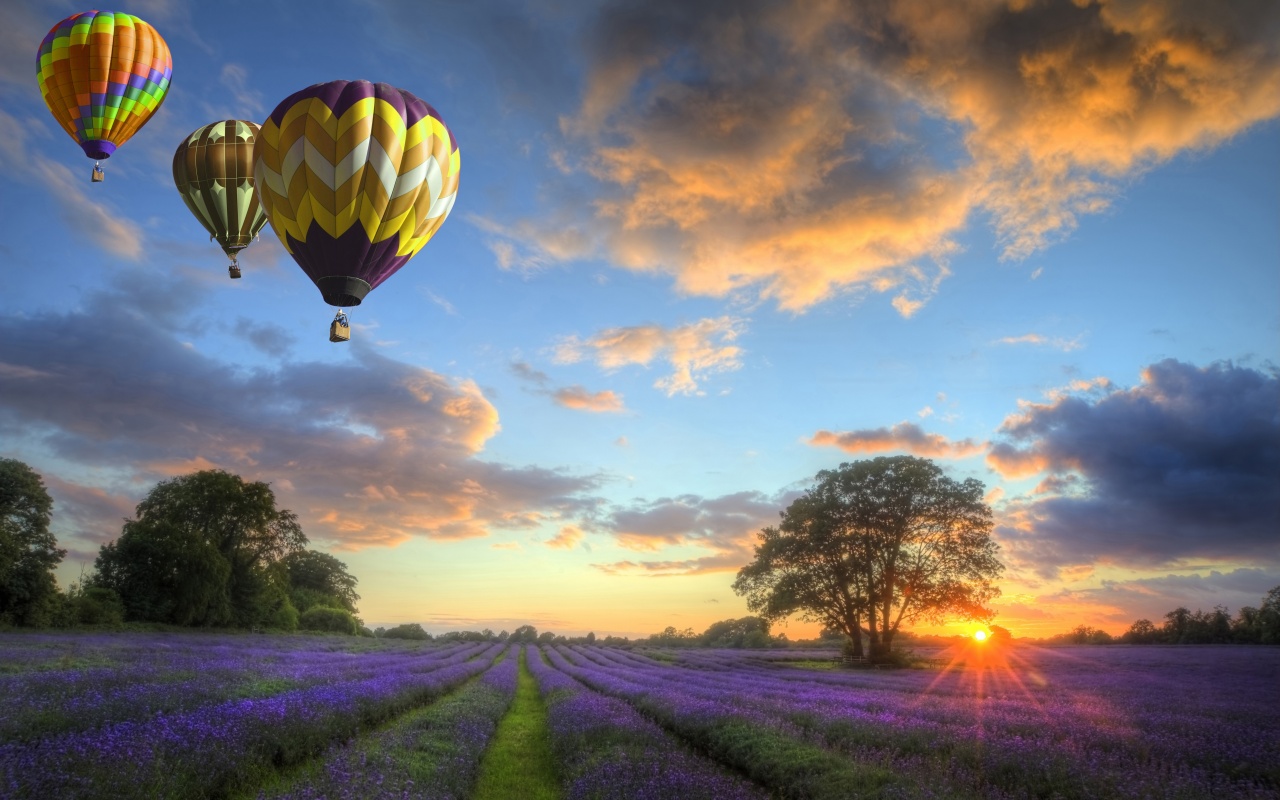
left=0, top=271, right=603, bottom=551
left=989, top=360, right=1280, bottom=575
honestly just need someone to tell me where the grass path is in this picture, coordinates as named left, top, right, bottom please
left=473, top=647, right=561, bottom=800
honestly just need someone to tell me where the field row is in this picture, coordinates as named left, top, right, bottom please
left=2, top=634, right=1277, bottom=799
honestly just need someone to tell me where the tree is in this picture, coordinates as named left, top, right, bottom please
left=280, top=550, right=360, bottom=614
left=1163, top=607, right=1192, bottom=643
left=509, top=624, right=538, bottom=643
left=1122, top=618, right=1160, bottom=644
left=383, top=622, right=430, bottom=640
left=298, top=606, right=358, bottom=634
left=0, top=458, right=66, bottom=626
left=92, top=470, right=306, bottom=627
left=701, top=616, right=773, bottom=648
left=735, top=457, right=1002, bottom=661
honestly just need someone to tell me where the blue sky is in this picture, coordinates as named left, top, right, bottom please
left=2, top=0, right=1277, bottom=638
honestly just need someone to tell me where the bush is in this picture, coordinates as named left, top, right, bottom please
left=74, top=587, right=125, bottom=625
left=298, top=606, right=358, bottom=635
left=382, top=622, right=430, bottom=640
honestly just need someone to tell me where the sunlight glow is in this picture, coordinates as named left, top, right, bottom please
left=974, top=630, right=988, bottom=642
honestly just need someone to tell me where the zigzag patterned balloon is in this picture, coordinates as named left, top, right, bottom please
left=36, top=10, right=172, bottom=163
left=173, top=120, right=269, bottom=277
left=254, top=80, right=460, bottom=307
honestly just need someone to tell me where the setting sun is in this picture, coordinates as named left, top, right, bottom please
left=974, top=630, right=988, bottom=642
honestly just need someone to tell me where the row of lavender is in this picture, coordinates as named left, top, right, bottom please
left=0, top=633, right=485, bottom=743
left=257, top=647, right=520, bottom=800
left=0, top=635, right=502, bottom=799
left=548, top=644, right=1280, bottom=800
left=525, top=644, right=768, bottom=800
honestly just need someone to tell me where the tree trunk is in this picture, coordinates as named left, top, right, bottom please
left=843, top=611, right=864, bottom=658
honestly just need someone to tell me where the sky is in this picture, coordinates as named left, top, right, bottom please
left=1, top=0, right=1277, bottom=640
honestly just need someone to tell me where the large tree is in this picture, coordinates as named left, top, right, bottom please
left=94, top=469, right=306, bottom=627
left=0, top=458, right=65, bottom=626
left=734, top=457, right=1003, bottom=661
left=281, top=550, right=360, bottom=614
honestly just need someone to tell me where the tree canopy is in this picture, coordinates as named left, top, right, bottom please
left=93, top=470, right=306, bottom=628
left=281, top=550, right=360, bottom=614
left=734, top=456, right=1003, bottom=660
left=0, top=458, right=65, bottom=626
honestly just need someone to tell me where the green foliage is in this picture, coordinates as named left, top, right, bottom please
left=94, top=519, right=233, bottom=625
left=0, top=458, right=65, bottom=626
left=71, top=586, right=125, bottom=625
left=89, top=469, right=308, bottom=630
left=701, top=616, right=775, bottom=648
left=298, top=606, right=358, bottom=634
left=734, top=456, right=1002, bottom=661
left=382, top=622, right=431, bottom=640
left=281, top=550, right=360, bottom=614
left=508, top=624, right=538, bottom=643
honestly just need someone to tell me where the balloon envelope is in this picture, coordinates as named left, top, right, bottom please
left=173, top=120, right=269, bottom=260
left=254, top=80, right=460, bottom=307
left=36, top=10, right=172, bottom=160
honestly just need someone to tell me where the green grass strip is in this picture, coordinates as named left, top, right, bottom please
left=473, top=648, right=562, bottom=800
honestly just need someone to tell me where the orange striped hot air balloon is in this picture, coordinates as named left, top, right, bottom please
left=36, top=10, right=172, bottom=182
left=254, top=80, right=459, bottom=341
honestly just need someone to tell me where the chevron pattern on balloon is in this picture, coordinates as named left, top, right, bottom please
left=255, top=89, right=460, bottom=261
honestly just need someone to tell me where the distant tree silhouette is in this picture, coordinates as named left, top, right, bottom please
left=509, top=624, right=538, bottom=643
left=734, top=457, right=1003, bottom=661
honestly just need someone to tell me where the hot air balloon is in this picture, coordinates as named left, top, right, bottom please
left=254, top=80, right=459, bottom=341
left=173, top=121, right=269, bottom=279
left=36, top=10, right=172, bottom=182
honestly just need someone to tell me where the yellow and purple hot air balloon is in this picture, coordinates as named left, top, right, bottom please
left=254, top=80, right=460, bottom=341
left=36, top=10, right=173, bottom=182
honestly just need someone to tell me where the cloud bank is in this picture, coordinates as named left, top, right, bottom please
left=481, top=0, right=1280, bottom=312
left=989, top=360, right=1280, bottom=576
left=0, top=271, right=603, bottom=552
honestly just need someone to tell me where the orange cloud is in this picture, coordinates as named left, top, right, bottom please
left=986, top=443, right=1052, bottom=479
left=483, top=1, right=1280, bottom=313
left=545, top=525, right=584, bottom=549
left=552, top=386, right=626, bottom=413
left=809, top=422, right=985, bottom=458
left=554, top=317, right=744, bottom=396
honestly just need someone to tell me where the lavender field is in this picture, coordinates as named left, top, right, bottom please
left=1, top=632, right=1277, bottom=799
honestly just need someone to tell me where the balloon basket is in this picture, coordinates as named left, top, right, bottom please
left=329, top=311, right=350, bottom=343
left=91, top=164, right=104, bottom=183
left=228, top=264, right=242, bottom=279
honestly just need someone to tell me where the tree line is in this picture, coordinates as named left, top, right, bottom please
left=0, top=458, right=364, bottom=634
left=1046, top=591, right=1280, bottom=645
